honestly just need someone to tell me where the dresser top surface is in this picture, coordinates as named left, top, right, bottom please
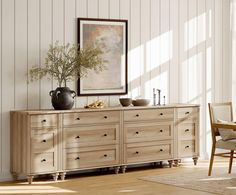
left=10, top=103, right=199, bottom=115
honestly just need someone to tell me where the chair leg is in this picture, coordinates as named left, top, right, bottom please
left=208, top=146, right=215, bottom=176
left=228, top=150, right=234, bottom=174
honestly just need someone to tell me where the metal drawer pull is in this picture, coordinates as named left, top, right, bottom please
left=160, top=129, right=163, bottom=132
left=136, top=131, right=139, bottom=134
left=185, top=111, right=190, bottom=114
left=42, top=139, right=46, bottom=143
left=76, top=136, right=80, bottom=139
left=104, top=116, right=108, bottom=119
left=136, top=151, right=139, bottom=154
left=136, top=114, right=139, bottom=117
left=104, top=154, right=107, bottom=157
left=104, top=134, right=107, bottom=137
left=160, top=149, right=163, bottom=152
left=41, top=159, right=46, bottom=162
left=76, top=117, right=80, bottom=120
left=75, top=157, right=80, bottom=160
left=185, top=129, right=190, bottom=132
left=185, top=145, right=190, bottom=149
left=42, top=119, right=46, bottom=122
left=160, top=113, right=163, bottom=116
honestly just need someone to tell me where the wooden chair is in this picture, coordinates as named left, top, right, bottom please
left=208, top=102, right=236, bottom=176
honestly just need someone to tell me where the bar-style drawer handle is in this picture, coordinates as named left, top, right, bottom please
left=136, top=114, right=139, bottom=117
left=76, top=136, right=80, bottom=139
left=160, top=113, right=163, bottom=116
left=185, top=145, right=190, bottom=149
left=185, top=112, right=190, bottom=114
left=104, top=116, right=108, bottom=119
left=42, top=119, right=46, bottom=123
left=41, top=159, right=46, bottom=162
left=42, top=139, right=46, bottom=143
left=104, top=154, right=107, bottom=157
left=76, top=117, right=80, bottom=120
left=185, top=129, right=190, bottom=132
left=75, top=157, right=80, bottom=160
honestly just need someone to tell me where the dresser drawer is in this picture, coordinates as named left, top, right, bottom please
left=31, top=114, right=57, bottom=128
left=126, top=142, right=173, bottom=163
left=124, top=108, right=174, bottom=122
left=63, top=111, right=120, bottom=126
left=178, top=123, right=196, bottom=140
left=65, top=146, right=119, bottom=170
left=63, top=125, right=119, bottom=148
left=177, top=107, right=199, bottom=120
left=178, top=140, right=196, bottom=157
left=31, top=132, right=55, bottom=152
left=31, top=152, right=56, bottom=173
left=125, top=122, right=173, bottom=143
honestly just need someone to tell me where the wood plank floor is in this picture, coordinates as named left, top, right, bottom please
left=0, top=160, right=231, bottom=195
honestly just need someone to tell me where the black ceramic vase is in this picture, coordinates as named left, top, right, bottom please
left=49, top=87, right=76, bottom=110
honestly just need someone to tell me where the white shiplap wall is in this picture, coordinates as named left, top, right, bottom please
left=0, top=0, right=231, bottom=181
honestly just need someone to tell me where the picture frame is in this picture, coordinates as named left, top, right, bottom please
left=77, top=18, right=128, bottom=96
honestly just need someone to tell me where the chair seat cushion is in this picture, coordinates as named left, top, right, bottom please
left=216, top=139, right=236, bottom=150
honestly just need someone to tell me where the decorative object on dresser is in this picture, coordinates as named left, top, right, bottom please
left=132, top=99, right=150, bottom=106
left=28, top=41, right=106, bottom=110
left=10, top=104, right=199, bottom=184
left=119, top=98, right=132, bottom=107
left=77, top=18, right=128, bottom=96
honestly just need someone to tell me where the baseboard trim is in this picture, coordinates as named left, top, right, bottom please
left=0, top=171, right=13, bottom=182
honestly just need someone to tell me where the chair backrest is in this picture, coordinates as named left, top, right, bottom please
left=208, top=102, right=233, bottom=142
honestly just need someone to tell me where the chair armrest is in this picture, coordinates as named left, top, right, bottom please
left=212, top=122, right=236, bottom=130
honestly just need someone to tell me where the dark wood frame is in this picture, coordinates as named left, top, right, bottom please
left=77, top=17, right=128, bottom=96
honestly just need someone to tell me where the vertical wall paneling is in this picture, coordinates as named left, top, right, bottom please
left=0, top=0, right=232, bottom=180
left=160, top=0, right=170, bottom=104
left=179, top=0, right=188, bottom=103
left=27, top=0, right=40, bottom=109
left=130, top=0, right=141, bottom=99
left=140, top=0, right=151, bottom=99
left=40, top=0, right=53, bottom=109
left=87, top=0, right=99, bottom=104
left=150, top=0, right=160, bottom=103
left=222, top=0, right=231, bottom=101
left=98, top=0, right=110, bottom=106
left=169, top=0, right=179, bottom=103
left=214, top=0, right=223, bottom=102
left=109, top=0, right=122, bottom=107
left=1, top=0, right=14, bottom=173
left=76, top=0, right=88, bottom=108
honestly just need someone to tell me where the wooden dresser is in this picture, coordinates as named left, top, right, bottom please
left=10, top=104, right=199, bottom=184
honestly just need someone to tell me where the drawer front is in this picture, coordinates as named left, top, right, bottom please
left=64, top=125, right=119, bottom=148
left=63, top=111, right=120, bottom=126
left=178, top=123, right=196, bottom=140
left=178, top=140, right=196, bottom=157
left=32, top=133, right=55, bottom=152
left=65, top=147, right=119, bottom=170
left=31, top=152, right=56, bottom=173
left=126, top=143, right=172, bottom=163
left=177, top=107, right=199, bottom=120
left=125, top=123, right=173, bottom=143
left=124, top=108, right=174, bottom=122
left=31, top=114, right=57, bottom=128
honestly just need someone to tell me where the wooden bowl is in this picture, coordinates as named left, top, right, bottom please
left=132, top=99, right=150, bottom=106
left=119, top=98, right=132, bottom=107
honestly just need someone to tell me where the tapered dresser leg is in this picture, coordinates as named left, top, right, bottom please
left=27, top=175, right=34, bottom=184
left=60, top=172, right=66, bottom=180
left=52, top=173, right=59, bottom=181
left=193, top=157, right=198, bottom=166
left=168, top=160, right=173, bottom=168
left=12, top=172, right=18, bottom=181
left=174, top=159, right=180, bottom=167
left=121, top=166, right=127, bottom=173
left=114, top=166, right=120, bottom=174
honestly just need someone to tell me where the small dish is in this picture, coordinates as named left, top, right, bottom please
left=119, top=98, right=132, bottom=107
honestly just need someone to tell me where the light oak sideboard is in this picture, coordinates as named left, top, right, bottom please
left=10, top=104, right=199, bottom=184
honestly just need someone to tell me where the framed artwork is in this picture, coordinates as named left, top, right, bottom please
left=77, top=18, right=128, bottom=96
